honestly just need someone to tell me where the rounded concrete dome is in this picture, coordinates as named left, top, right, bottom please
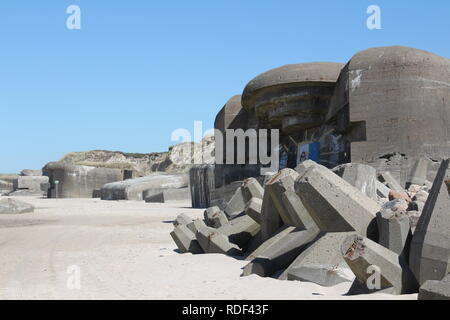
left=241, top=62, right=344, bottom=133
left=327, top=46, right=450, bottom=162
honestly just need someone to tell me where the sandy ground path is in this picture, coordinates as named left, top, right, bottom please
left=0, top=196, right=417, bottom=300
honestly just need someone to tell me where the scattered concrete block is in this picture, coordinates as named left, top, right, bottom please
left=281, top=190, right=318, bottom=231
left=264, top=169, right=299, bottom=227
left=145, top=187, right=190, bottom=203
left=0, top=198, right=34, bottom=214
left=242, top=227, right=319, bottom=277
left=378, top=171, right=405, bottom=192
left=295, top=159, right=321, bottom=177
left=260, top=186, right=283, bottom=241
left=170, top=225, right=203, bottom=254
left=341, top=234, right=419, bottom=294
left=407, top=158, right=429, bottom=187
left=245, top=197, right=262, bottom=223
left=332, top=163, right=377, bottom=200
left=376, top=180, right=391, bottom=199
left=241, top=177, right=264, bottom=203
left=101, top=173, right=188, bottom=201
left=223, top=186, right=246, bottom=218
left=245, top=225, right=297, bottom=261
left=295, top=166, right=380, bottom=237
left=173, top=213, right=193, bottom=227
left=204, top=206, right=228, bottom=228
left=418, top=274, right=450, bottom=300
left=285, top=232, right=356, bottom=287
left=218, top=215, right=260, bottom=248
left=186, top=219, right=207, bottom=234
left=196, top=226, right=241, bottom=255
left=376, top=203, right=412, bottom=257
left=410, top=159, right=450, bottom=285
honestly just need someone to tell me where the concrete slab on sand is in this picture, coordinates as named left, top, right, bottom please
left=0, top=196, right=417, bottom=300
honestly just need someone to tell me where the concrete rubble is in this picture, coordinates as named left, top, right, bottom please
left=283, top=232, right=356, bottom=286
left=341, top=234, right=418, bottom=295
left=170, top=225, right=203, bottom=254
left=295, top=164, right=380, bottom=238
left=409, top=159, right=450, bottom=285
left=204, top=206, right=228, bottom=228
left=418, top=274, right=450, bottom=300
left=332, top=163, right=377, bottom=201
left=169, top=157, right=448, bottom=298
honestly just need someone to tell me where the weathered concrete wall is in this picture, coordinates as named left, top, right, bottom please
left=242, top=62, right=343, bottom=133
left=327, top=46, right=450, bottom=163
left=43, top=162, right=123, bottom=198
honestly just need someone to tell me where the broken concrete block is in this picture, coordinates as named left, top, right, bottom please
left=376, top=180, right=391, bottom=199
left=260, top=186, right=283, bottom=241
left=332, top=163, right=377, bottom=200
left=196, top=226, right=241, bottom=255
left=378, top=171, right=405, bottom=192
left=295, top=166, right=380, bottom=237
left=285, top=232, right=356, bottom=287
left=376, top=203, right=412, bottom=257
left=223, top=186, right=246, bottom=218
left=241, top=177, right=264, bottom=203
left=170, top=225, right=203, bottom=254
left=173, top=213, right=193, bottom=227
left=410, top=159, right=450, bottom=285
left=264, top=169, right=299, bottom=227
left=242, top=227, right=319, bottom=277
left=341, top=234, right=419, bottom=294
left=281, top=190, right=318, bottom=231
left=204, top=206, right=228, bottom=228
left=186, top=219, right=207, bottom=234
left=407, top=158, right=429, bottom=187
left=295, top=159, right=321, bottom=177
left=0, top=198, right=34, bottom=214
left=218, top=215, right=260, bottom=248
left=418, top=274, right=450, bottom=300
left=245, top=197, right=262, bottom=223
left=245, top=225, right=297, bottom=261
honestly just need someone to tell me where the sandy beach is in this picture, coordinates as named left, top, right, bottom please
left=0, top=196, right=417, bottom=300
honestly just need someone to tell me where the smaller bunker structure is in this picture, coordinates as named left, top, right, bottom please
left=43, top=162, right=124, bottom=198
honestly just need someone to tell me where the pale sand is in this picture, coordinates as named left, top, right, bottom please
left=0, top=196, right=417, bottom=300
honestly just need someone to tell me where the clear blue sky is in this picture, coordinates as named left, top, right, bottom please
left=0, top=0, right=449, bottom=173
